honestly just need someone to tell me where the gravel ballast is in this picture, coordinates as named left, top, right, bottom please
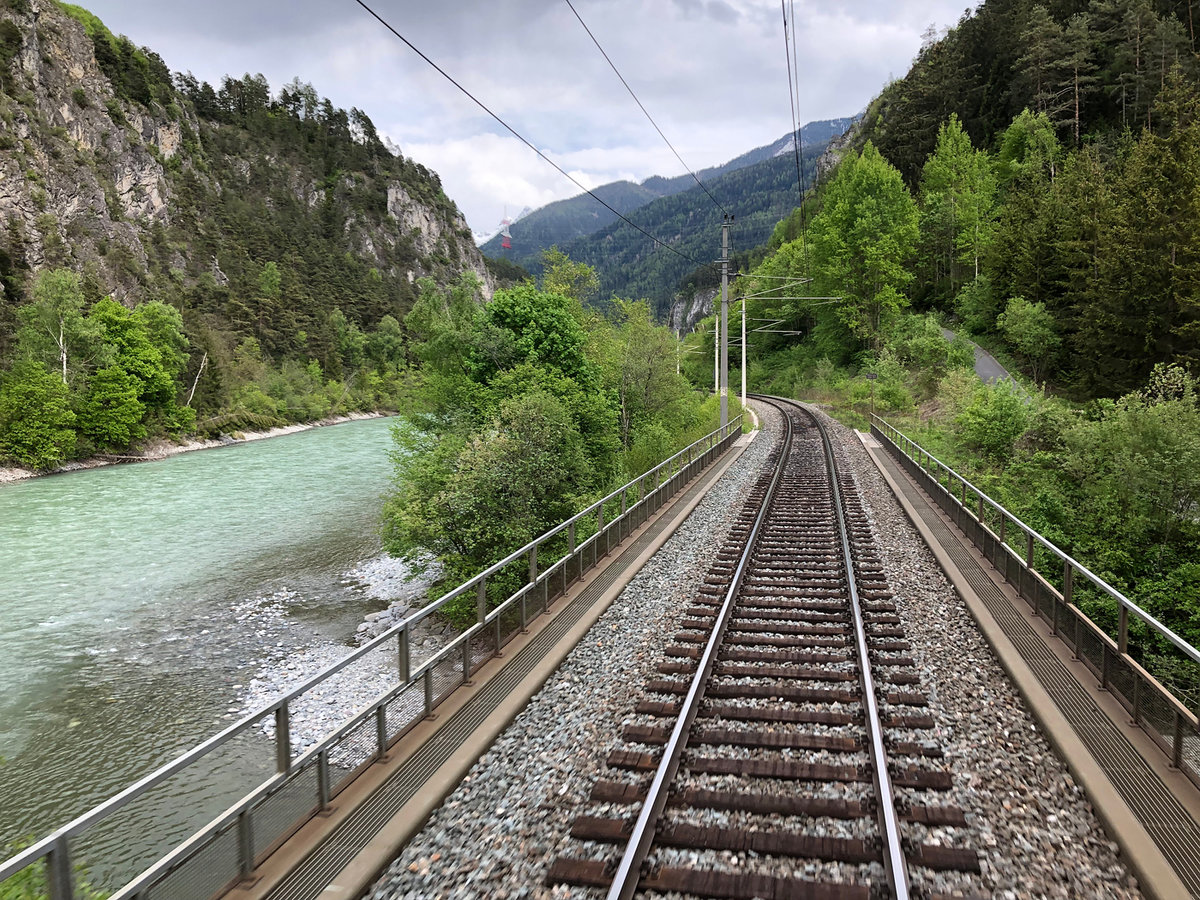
left=818, top=406, right=1142, bottom=900
left=361, top=400, right=1144, bottom=900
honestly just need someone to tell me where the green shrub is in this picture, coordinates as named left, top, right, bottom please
left=955, top=380, right=1029, bottom=461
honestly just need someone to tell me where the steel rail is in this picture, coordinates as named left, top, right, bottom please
left=812, top=402, right=911, bottom=899
left=0, top=418, right=742, bottom=898
left=604, top=399, right=795, bottom=900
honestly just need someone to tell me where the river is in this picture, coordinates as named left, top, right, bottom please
left=0, top=417, right=401, bottom=885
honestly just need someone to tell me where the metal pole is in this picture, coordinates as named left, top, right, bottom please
left=740, top=292, right=747, bottom=409
left=719, top=217, right=730, bottom=427
left=713, top=321, right=718, bottom=399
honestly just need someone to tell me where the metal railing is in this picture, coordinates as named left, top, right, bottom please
left=871, top=416, right=1200, bottom=790
left=0, top=416, right=743, bottom=900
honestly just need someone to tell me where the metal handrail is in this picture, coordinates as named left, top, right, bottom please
left=872, top=415, right=1200, bottom=666
left=0, top=414, right=743, bottom=898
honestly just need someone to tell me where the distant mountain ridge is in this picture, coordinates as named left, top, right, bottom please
left=562, top=144, right=828, bottom=318
left=479, top=117, right=854, bottom=269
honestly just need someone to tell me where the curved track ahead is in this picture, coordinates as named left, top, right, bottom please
left=548, top=397, right=982, bottom=899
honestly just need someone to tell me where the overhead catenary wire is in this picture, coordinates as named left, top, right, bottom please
left=781, top=0, right=810, bottom=269
left=789, top=0, right=810, bottom=205
left=562, top=0, right=729, bottom=218
left=351, top=0, right=702, bottom=267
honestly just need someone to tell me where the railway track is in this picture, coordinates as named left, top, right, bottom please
left=547, top=397, right=983, bottom=900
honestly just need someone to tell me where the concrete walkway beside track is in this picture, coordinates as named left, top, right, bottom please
left=860, top=430, right=1200, bottom=900
left=221, top=429, right=758, bottom=900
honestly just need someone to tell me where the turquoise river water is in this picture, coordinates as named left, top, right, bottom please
left=0, top=416, right=398, bottom=886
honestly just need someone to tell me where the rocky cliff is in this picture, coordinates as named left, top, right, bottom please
left=0, top=0, right=492, bottom=345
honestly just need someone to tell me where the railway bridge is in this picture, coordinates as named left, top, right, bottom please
left=3, top=397, right=1199, bottom=900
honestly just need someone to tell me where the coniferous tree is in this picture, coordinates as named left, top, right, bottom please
left=1062, top=13, right=1100, bottom=143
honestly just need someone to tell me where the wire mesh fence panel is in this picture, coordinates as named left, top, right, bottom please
left=1035, top=579, right=1056, bottom=622
left=70, top=726, right=274, bottom=892
left=431, top=652, right=464, bottom=707
left=250, top=763, right=320, bottom=863
left=1107, top=657, right=1137, bottom=713
left=383, top=681, right=425, bottom=742
left=1138, top=681, right=1178, bottom=747
left=979, top=528, right=997, bottom=567
left=277, top=646, right=397, bottom=762
left=326, top=715, right=380, bottom=797
left=495, top=602, right=525, bottom=652
left=1057, top=603, right=1079, bottom=655
left=1182, top=729, right=1200, bottom=785
left=145, top=819, right=241, bottom=900
left=1077, top=625, right=1105, bottom=678
left=410, top=623, right=462, bottom=672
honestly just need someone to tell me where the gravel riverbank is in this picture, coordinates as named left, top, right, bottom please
left=235, top=554, right=446, bottom=756
left=360, top=399, right=1143, bottom=900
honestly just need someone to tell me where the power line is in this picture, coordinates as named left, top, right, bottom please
left=563, top=0, right=729, bottom=217
left=351, top=0, right=701, bottom=266
left=780, top=0, right=809, bottom=268
left=789, top=0, right=809, bottom=205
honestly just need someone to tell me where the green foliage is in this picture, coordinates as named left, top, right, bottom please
left=954, top=275, right=999, bottom=333
left=76, top=363, right=143, bottom=447
left=886, top=314, right=974, bottom=390
left=383, top=255, right=715, bottom=623
left=16, top=268, right=95, bottom=386
left=0, top=19, right=22, bottom=92
left=0, top=841, right=107, bottom=900
left=955, top=380, right=1030, bottom=461
left=60, top=4, right=172, bottom=106
left=996, top=295, right=1059, bottom=381
left=483, top=255, right=531, bottom=288
left=809, top=142, right=919, bottom=346
left=917, top=114, right=997, bottom=305
left=0, top=357, right=76, bottom=468
left=540, top=246, right=598, bottom=304
left=906, top=366, right=1200, bottom=677
left=471, top=283, right=591, bottom=385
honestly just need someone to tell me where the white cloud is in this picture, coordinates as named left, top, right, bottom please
left=79, top=0, right=970, bottom=234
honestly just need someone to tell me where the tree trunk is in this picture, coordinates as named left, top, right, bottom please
left=186, top=351, right=208, bottom=407
left=1074, top=65, right=1081, bottom=146
left=58, top=317, right=67, bottom=385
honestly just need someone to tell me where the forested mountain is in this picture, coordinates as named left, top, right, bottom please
left=477, top=179, right=667, bottom=269
left=860, top=0, right=1199, bottom=182
left=479, top=120, right=851, bottom=285
left=694, top=0, right=1200, bottom=684
left=0, top=0, right=491, bottom=469
left=558, top=142, right=828, bottom=318
left=847, top=0, right=1200, bottom=396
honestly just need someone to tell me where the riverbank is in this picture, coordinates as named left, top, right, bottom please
left=235, top=554, right=449, bottom=756
left=0, top=411, right=389, bottom=484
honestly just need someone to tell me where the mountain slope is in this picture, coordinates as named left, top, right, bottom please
left=564, top=142, right=828, bottom=317
left=0, top=0, right=492, bottom=448
left=480, top=118, right=853, bottom=271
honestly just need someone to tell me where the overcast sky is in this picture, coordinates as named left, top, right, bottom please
left=77, top=0, right=972, bottom=237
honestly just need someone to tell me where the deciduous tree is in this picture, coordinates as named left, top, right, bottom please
left=809, top=142, right=919, bottom=347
